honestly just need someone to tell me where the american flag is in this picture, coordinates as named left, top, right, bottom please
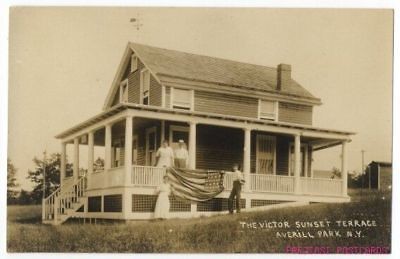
left=167, top=167, right=225, bottom=202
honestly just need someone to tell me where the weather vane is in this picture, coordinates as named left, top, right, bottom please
left=130, top=17, right=143, bottom=30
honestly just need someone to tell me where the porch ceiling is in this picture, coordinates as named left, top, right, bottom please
left=55, top=103, right=355, bottom=141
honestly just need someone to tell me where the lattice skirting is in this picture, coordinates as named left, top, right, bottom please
left=132, top=194, right=191, bottom=212
left=197, top=198, right=246, bottom=212
left=250, top=199, right=290, bottom=208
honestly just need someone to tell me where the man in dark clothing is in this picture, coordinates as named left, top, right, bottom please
left=227, top=164, right=245, bottom=214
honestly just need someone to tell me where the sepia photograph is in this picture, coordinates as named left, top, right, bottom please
left=4, top=5, right=395, bottom=255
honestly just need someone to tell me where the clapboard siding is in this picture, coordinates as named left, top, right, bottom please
left=194, top=91, right=258, bottom=118
left=279, top=102, right=312, bottom=125
left=165, top=86, right=171, bottom=108
left=128, top=59, right=145, bottom=104
left=196, top=125, right=243, bottom=171
left=149, top=76, right=162, bottom=106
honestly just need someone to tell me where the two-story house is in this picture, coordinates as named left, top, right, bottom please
left=42, top=42, right=354, bottom=225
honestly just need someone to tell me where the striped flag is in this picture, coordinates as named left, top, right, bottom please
left=167, top=167, right=225, bottom=202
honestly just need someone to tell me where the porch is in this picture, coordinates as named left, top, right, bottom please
left=44, top=105, right=352, bottom=223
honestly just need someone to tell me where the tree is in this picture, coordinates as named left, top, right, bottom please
left=26, top=152, right=65, bottom=204
left=7, top=159, right=19, bottom=204
left=18, top=189, right=33, bottom=205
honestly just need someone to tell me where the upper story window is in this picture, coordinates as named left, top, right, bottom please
left=119, top=80, right=128, bottom=103
left=140, top=69, right=150, bottom=105
left=259, top=99, right=278, bottom=121
left=172, top=88, right=193, bottom=110
left=131, top=54, right=138, bottom=72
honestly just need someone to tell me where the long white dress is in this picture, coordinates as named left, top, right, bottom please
left=156, top=147, right=174, bottom=167
left=154, top=183, right=171, bottom=219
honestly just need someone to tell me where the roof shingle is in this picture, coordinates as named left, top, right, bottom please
left=130, top=42, right=320, bottom=102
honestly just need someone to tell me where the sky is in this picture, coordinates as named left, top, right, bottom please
left=8, top=7, right=393, bottom=190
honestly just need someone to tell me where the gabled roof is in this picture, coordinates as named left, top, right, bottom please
left=104, top=42, right=321, bottom=110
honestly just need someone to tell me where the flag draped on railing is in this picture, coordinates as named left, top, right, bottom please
left=167, top=167, right=225, bottom=202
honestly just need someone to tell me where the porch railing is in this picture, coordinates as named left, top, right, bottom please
left=223, top=173, right=233, bottom=190
left=131, top=165, right=166, bottom=186
left=250, top=174, right=295, bottom=193
left=300, top=177, right=342, bottom=196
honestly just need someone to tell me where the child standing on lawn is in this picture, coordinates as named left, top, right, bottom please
left=154, top=175, right=171, bottom=219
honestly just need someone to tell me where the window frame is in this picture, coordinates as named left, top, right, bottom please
left=119, top=79, right=129, bottom=103
left=258, top=99, right=278, bottom=121
left=171, top=87, right=194, bottom=110
left=140, top=68, right=150, bottom=105
left=130, top=54, right=138, bottom=73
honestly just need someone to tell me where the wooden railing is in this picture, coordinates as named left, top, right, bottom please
left=131, top=165, right=166, bottom=186
left=300, top=177, right=342, bottom=196
left=223, top=173, right=234, bottom=190
left=43, top=174, right=87, bottom=222
left=250, top=174, right=295, bottom=193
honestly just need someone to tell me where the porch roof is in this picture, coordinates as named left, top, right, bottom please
left=55, top=103, right=355, bottom=140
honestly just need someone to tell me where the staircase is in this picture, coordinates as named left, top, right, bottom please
left=42, top=175, right=87, bottom=225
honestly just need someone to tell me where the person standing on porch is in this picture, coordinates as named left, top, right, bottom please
left=226, top=163, right=245, bottom=214
left=155, top=140, right=174, bottom=167
left=174, top=139, right=189, bottom=168
left=154, top=175, right=171, bottom=219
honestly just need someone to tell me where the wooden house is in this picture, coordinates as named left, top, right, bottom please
left=43, top=42, right=354, bottom=224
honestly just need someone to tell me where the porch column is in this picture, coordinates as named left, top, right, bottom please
left=73, top=137, right=79, bottom=181
left=189, top=122, right=197, bottom=214
left=243, top=128, right=251, bottom=192
left=60, top=142, right=66, bottom=186
left=189, top=122, right=197, bottom=169
left=87, top=131, right=94, bottom=189
left=341, top=140, right=348, bottom=196
left=294, top=134, right=301, bottom=194
left=105, top=124, right=112, bottom=170
left=124, top=116, right=133, bottom=184
left=160, top=120, right=165, bottom=143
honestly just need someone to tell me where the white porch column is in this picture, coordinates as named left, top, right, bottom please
left=160, top=120, right=165, bottom=143
left=188, top=122, right=197, bottom=170
left=341, top=140, right=348, bottom=196
left=124, top=116, right=133, bottom=184
left=73, top=138, right=79, bottom=181
left=87, top=131, right=94, bottom=189
left=60, top=142, right=66, bottom=186
left=189, top=122, right=197, bottom=214
left=105, top=124, right=112, bottom=170
left=243, top=128, right=251, bottom=192
left=294, top=134, right=301, bottom=194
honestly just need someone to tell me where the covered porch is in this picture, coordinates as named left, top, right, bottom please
left=44, top=104, right=352, bottom=222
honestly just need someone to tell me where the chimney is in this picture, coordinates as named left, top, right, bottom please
left=277, top=64, right=291, bottom=91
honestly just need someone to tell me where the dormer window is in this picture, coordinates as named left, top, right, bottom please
left=259, top=99, right=278, bottom=121
left=172, top=88, right=193, bottom=110
left=140, top=69, right=150, bottom=105
left=131, top=54, right=138, bottom=72
left=119, top=80, right=128, bottom=103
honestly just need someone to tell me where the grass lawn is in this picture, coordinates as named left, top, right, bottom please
left=7, top=189, right=391, bottom=253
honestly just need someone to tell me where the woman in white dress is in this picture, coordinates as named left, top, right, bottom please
left=155, top=140, right=174, bottom=168
left=154, top=175, right=171, bottom=219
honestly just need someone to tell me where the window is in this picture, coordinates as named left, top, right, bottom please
left=140, top=69, right=150, bottom=105
left=259, top=100, right=277, bottom=120
left=119, top=80, right=128, bottom=103
left=131, top=54, right=138, bottom=72
left=256, top=135, right=276, bottom=174
left=172, top=88, right=192, bottom=110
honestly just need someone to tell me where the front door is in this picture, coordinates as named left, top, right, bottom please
left=256, top=134, right=276, bottom=174
left=145, top=127, right=157, bottom=166
left=169, top=125, right=189, bottom=150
